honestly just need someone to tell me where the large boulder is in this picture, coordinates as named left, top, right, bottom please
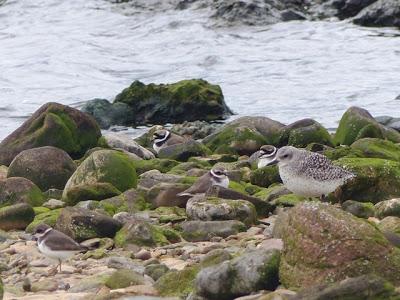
left=0, top=177, right=44, bottom=208
left=195, top=249, right=280, bottom=300
left=353, top=0, right=400, bottom=28
left=113, top=79, right=232, bottom=124
left=55, top=207, right=122, bottom=242
left=337, top=158, right=400, bottom=202
left=0, top=203, right=35, bottom=230
left=279, top=202, right=400, bottom=289
left=62, top=150, right=137, bottom=204
left=8, top=146, right=76, bottom=191
left=179, top=220, right=246, bottom=242
left=334, top=107, right=400, bottom=145
left=278, top=119, right=334, bottom=147
left=0, top=102, right=101, bottom=166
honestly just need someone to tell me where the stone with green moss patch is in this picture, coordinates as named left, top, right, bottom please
left=250, top=165, right=281, bottom=188
left=0, top=203, right=35, bottom=231
left=375, top=199, right=400, bottom=219
left=26, top=208, right=61, bottom=233
left=351, top=138, right=400, bottom=161
left=33, top=206, right=50, bottom=215
left=0, top=102, right=101, bottom=166
left=153, top=206, right=187, bottom=223
left=131, top=158, right=179, bottom=175
left=105, top=269, right=146, bottom=289
left=63, top=183, right=121, bottom=206
left=342, top=200, right=375, bottom=218
left=270, top=194, right=307, bottom=207
left=0, top=177, right=45, bottom=208
left=158, top=140, right=211, bottom=161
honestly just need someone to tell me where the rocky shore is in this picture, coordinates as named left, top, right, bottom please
left=2, top=80, right=400, bottom=300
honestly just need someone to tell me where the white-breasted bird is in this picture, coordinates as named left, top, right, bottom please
left=152, top=129, right=185, bottom=153
left=257, top=145, right=278, bottom=168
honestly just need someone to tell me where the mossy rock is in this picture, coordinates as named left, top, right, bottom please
left=105, top=269, right=146, bottom=289
left=114, top=79, right=232, bottom=124
left=153, top=206, right=187, bottom=223
left=63, top=150, right=137, bottom=203
left=188, top=154, right=237, bottom=166
left=228, top=181, right=247, bottom=194
left=337, top=158, right=400, bottom=203
left=0, top=203, right=35, bottom=231
left=63, top=183, right=121, bottom=206
left=278, top=119, right=334, bottom=147
left=131, top=158, right=179, bottom=175
left=334, top=107, right=400, bottom=145
left=114, top=220, right=169, bottom=248
left=26, top=208, right=61, bottom=233
left=168, top=161, right=209, bottom=175
left=323, top=145, right=364, bottom=160
left=375, top=199, right=400, bottom=219
left=0, top=177, right=45, bottom=208
left=351, top=138, right=400, bottom=161
left=0, top=102, right=101, bottom=166
left=250, top=165, right=281, bottom=188
left=342, top=200, right=375, bottom=218
left=379, top=216, right=400, bottom=235
left=158, top=140, right=211, bottom=162
left=99, top=189, right=151, bottom=215
left=270, top=194, right=308, bottom=207
left=204, top=124, right=269, bottom=156
left=33, top=206, right=50, bottom=215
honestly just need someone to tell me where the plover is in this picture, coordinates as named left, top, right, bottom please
left=257, top=145, right=278, bottom=168
left=33, top=224, right=87, bottom=273
left=266, top=146, right=355, bottom=200
left=152, top=129, right=185, bottom=153
left=178, top=166, right=229, bottom=197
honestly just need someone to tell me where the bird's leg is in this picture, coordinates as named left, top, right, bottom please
left=58, top=259, right=62, bottom=273
left=320, top=194, right=326, bottom=202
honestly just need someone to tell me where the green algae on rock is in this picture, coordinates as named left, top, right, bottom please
left=351, top=138, right=400, bottom=161
left=63, top=183, right=121, bottom=206
left=63, top=149, right=137, bottom=203
left=157, top=140, right=211, bottom=161
left=26, top=208, right=61, bottom=233
left=114, top=79, right=232, bottom=124
left=0, top=102, right=101, bottom=166
left=105, top=269, right=146, bottom=289
left=0, top=203, right=35, bottom=231
left=279, top=202, right=400, bottom=289
left=342, top=200, right=375, bottom=218
left=0, top=177, right=45, bottom=208
left=334, top=106, right=400, bottom=146
left=250, top=165, right=281, bottom=188
left=131, top=158, right=180, bottom=175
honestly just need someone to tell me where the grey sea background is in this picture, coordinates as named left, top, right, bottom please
left=1, top=0, right=400, bottom=140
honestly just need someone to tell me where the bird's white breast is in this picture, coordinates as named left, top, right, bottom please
left=38, top=241, right=78, bottom=261
left=212, top=177, right=229, bottom=189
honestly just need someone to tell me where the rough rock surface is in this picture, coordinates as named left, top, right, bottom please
left=0, top=177, right=44, bottom=208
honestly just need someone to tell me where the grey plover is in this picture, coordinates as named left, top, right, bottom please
left=178, top=166, right=229, bottom=197
left=33, top=224, right=87, bottom=273
left=257, top=145, right=278, bottom=168
left=152, top=129, right=185, bottom=153
left=266, top=146, right=355, bottom=200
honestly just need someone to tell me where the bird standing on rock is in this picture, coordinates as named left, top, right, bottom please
left=266, top=146, right=355, bottom=201
left=178, top=166, right=229, bottom=197
left=32, top=224, right=87, bottom=273
left=152, top=129, right=185, bottom=153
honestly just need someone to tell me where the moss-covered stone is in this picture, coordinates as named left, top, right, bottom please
left=63, top=183, right=121, bottom=206
left=322, top=145, right=364, bottom=161
left=63, top=150, right=137, bottom=203
left=0, top=102, right=101, bottom=166
left=334, top=107, right=400, bottom=145
left=145, top=264, right=170, bottom=281
left=33, top=206, right=50, bottom=215
left=270, top=194, right=307, bottom=207
left=114, top=220, right=169, bottom=248
left=250, top=165, right=281, bottom=188
left=158, top=140, right=211, bottom=162
left=278, top=119, right=334, bottom=147
left=337, top=158, right=400, bottom=203
left=0, top=177, right=45, bottom=208
left=379, top=216, right=400, bottom=235
left=342, top=200, right=375, bottom=218
left=153, top=206, right=187, bottom=223
left=105, top=269, right=146, bottom=289
left=375, top=199, right=400, bottom=219
left=131, top=158, right=179, bottom=175
left=99, top=189, right=151, bottom=216
left=0, top=277, right=3, bottom=300
left=155, top=265, right=200, bottom=297
left=351, top=138, right=400, bottom=161
left=26, top=208, right=61, bottom=233
left=167, top=161, right=209, bottom=175
left=114, top=79, right=232, bottom=124
left=0, top=203, right=35, bottom=231
left=279, top=202, right=400, bottom=289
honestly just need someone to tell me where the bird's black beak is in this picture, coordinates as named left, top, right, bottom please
left=31, top=235, right=38, bottom=241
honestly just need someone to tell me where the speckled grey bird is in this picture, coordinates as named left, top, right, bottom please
left=152, top=129, right=185, bottom=153
left=257, top=145, right=278, bottom=168
left=267, top=146, right=355, bottom=200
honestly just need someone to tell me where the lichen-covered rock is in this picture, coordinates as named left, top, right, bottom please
left=195, top=249, right=280, bottom=299
left=250, top=165, right=281, bottom=188
left=114, top=220, right=169, bottom=248
left=278, top=118, right=334, bottom=147
left=353, top=0, right=400, bottom=28
left=334, top=107, right=400, bottom=145
left=99, top=188, right=150, bottom=215
left=342, top=200, right=375, bottom=218
left=351, top=138, right=400, bottom=161
left=55, top=207, right=122, bottom=242
left=0, top=177, right=44, bottom=208
left=294, top=275, right=399, bottom=300
left=138, top=170, right=184, bottom=189
left=103, top=133, right=155, bottom=159
left=7, top=146, right=76, bottom=191
left=375, top=199, right=400, bottom=219
left=279, top=202, right=400, bottom=289
left=178, top=220, right=246, bottom=242
left=337, top=158, right=400, bottom=202
left=145, top=264, right=170, bottom=281
left=114, top=79, right=232, bottom=124
left=63, top=149, right=137, bottom=203
left=186, top=196, right=257, bottom=226
left=158, top=140, right=211, bottom=161
left=131, top=158, right=180, bottom=175
left=0, top=102, right=101, bottom=166
left=105, top=269, right=146, bottom=289
left=81, top=98, right=135, bottom=129
left=153, top=206, right=187, bottom=223
left=146, top=182, right=191, bottom=208
left=0, top=203, right=35, bottom=230
left=379, top=216, right=400, bottom=234
left=26, top=208, right=61, bottom=233
left=63, top=183, right=121, bottom=206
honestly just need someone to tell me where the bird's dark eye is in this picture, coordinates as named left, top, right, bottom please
left=284, top=154, right=289, bottom=158
left=36, top=229, right=43, bottom=233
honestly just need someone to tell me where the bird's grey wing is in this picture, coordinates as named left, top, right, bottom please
left=178, top=174, right=210, bottom=196
left=300, top=152, right=349, bottom=181
left=45, top=231, right=86, bottom=251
